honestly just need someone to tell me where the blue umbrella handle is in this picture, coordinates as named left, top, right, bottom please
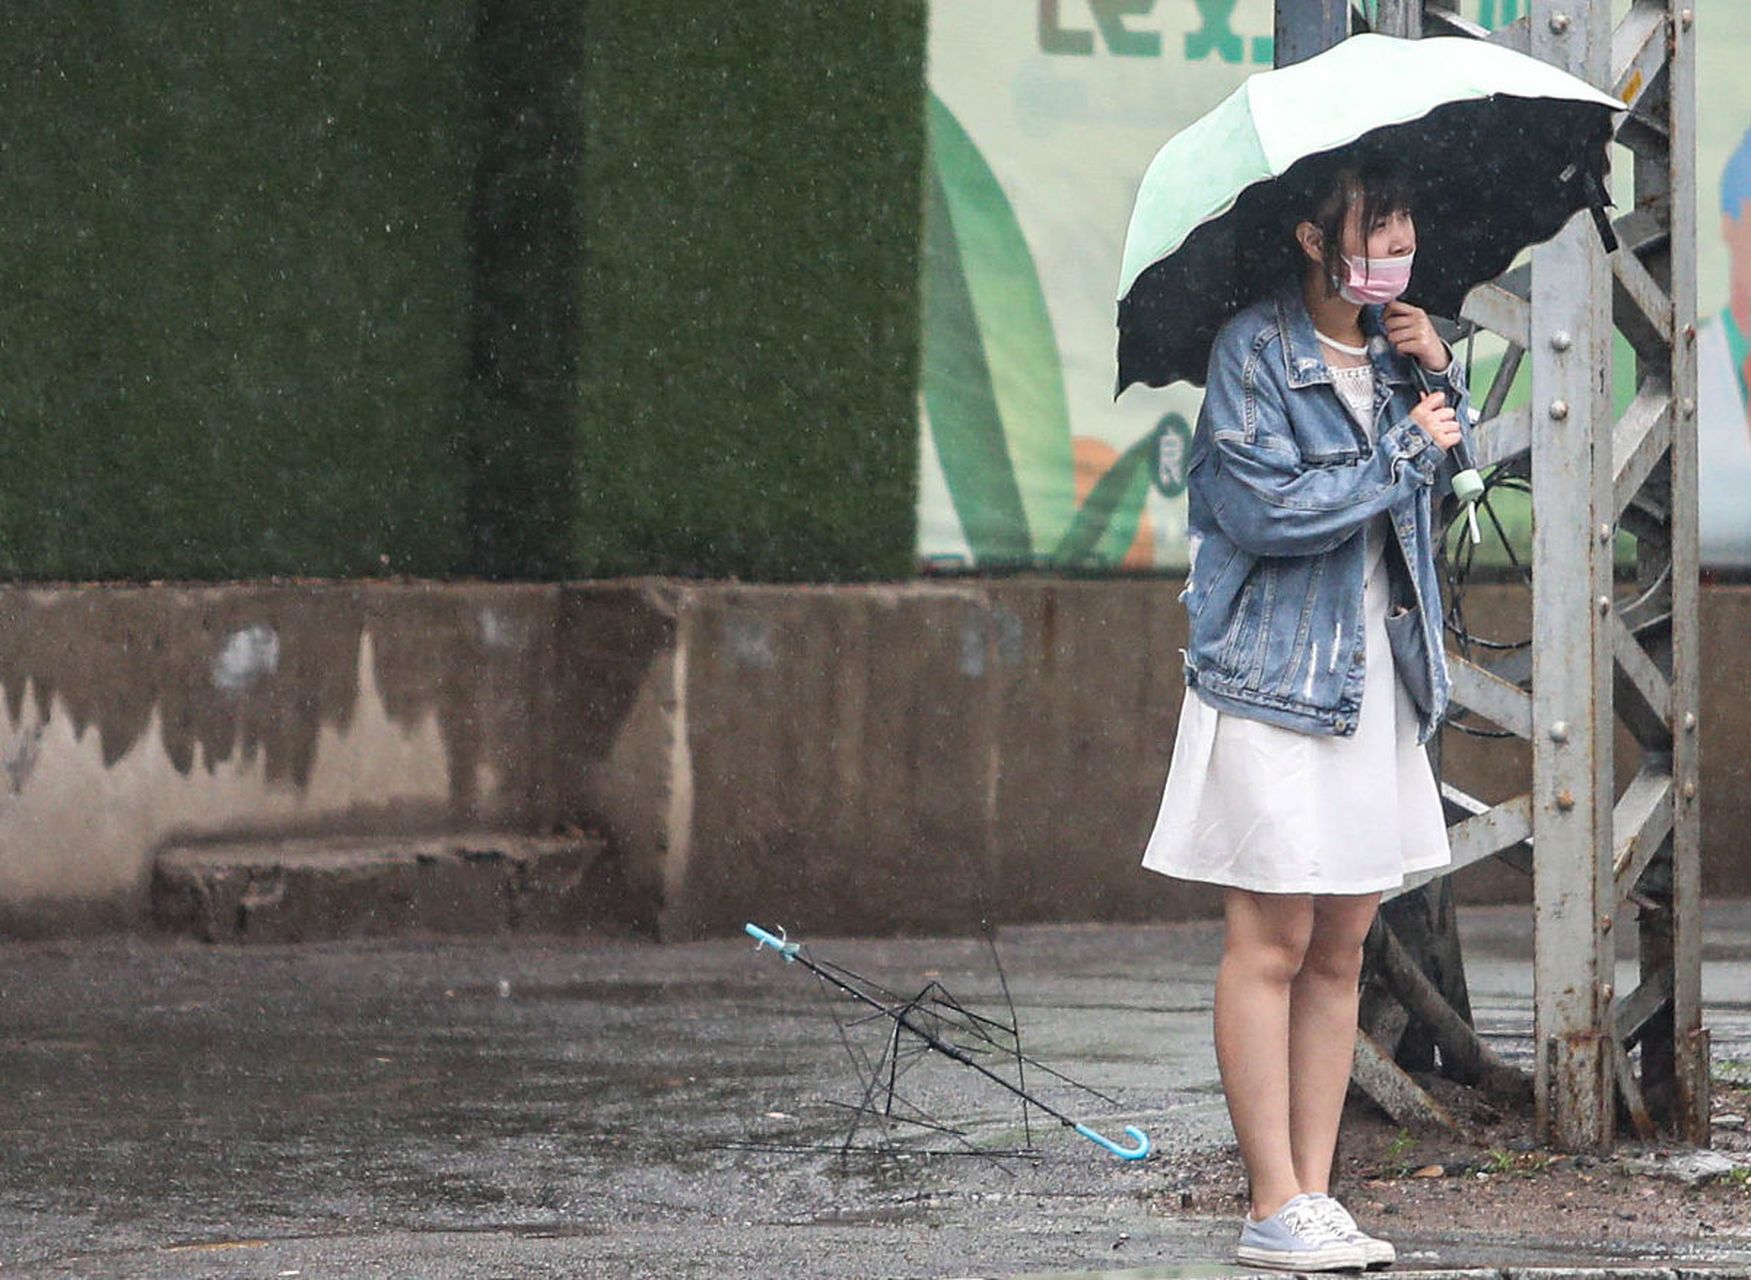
left=1074, top=1123, right=1152, bottom=1161
left=745, top=922, right=800, bottom=961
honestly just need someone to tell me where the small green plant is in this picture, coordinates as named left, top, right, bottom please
left=1385, top=1129, right=1416, bottom=1164
left=1483, top=1147, right=1517, bottom=1176
left=1713, top=1058, right=1751, bottom=1084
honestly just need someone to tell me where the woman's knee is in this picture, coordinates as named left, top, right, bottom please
left=1222, top=891, right=1315, bottom=982
left=1301, top=895, right=1380, bottom=980
left=1299, top=932, right=1367, bottom=982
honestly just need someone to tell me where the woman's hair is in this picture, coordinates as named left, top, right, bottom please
left=1301, top=154, right=1415, bottom=288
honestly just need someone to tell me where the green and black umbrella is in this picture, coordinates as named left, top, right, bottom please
left=1116, top=33, right=1624, bottom=393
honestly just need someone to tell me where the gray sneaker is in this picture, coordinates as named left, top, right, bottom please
left=1310, top=1193, right=1396, bottom=1269
left=1235, top=1192, right=1368, bottom=1272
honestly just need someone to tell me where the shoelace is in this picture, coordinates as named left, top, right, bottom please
left=1277, top=1201, right=1351, bottom=1245
left=1310, top=1196, right=1361, bottom=1235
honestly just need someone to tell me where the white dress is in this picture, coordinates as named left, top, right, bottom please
left=1141, top=361, right=1452, bottom=895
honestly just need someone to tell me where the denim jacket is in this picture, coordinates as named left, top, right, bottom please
left=1179, top=283, right=1476, bottom=744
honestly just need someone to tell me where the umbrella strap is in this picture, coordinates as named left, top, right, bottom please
left=1583, top=171, right=1619, bottom=255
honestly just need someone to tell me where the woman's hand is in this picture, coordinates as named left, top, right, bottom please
left=1383, top=300, right=1450, bottom=373
left=1410, top=391, right=1462, bottom=453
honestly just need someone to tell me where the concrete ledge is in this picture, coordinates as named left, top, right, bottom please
left=3, top=578, right=1749, bottom=939
left=561, top=579, right=1751, bottom=939
left=1007, top=1269, right=1749, bottom=1279
left=559, top=579, right=1221, bottom=940
left=151, top=833, right=613, bottom=943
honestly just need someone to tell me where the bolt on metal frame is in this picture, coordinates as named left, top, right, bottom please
left=1275, top=0, right=1706, bottom=1149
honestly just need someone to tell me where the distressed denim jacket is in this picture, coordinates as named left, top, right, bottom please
left=1179, top=283, right=1476, bottom=744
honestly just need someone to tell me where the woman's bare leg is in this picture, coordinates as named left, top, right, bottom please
left=1214, top=887, right=1314, bottom=1220
left=1288, top=891, right=1381, bottom=1195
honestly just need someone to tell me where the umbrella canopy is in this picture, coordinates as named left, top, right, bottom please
left=1116, top=33, right=1623, bottom=393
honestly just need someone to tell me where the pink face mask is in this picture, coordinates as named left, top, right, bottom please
left=1336, top=251, right=1414, bottom=306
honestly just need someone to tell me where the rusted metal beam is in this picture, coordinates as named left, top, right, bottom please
left=1352, top=1030, right=1468, bottom=1136
left=1612, top=246, right=1676, bottom=346
left=1474, top=404, right=1532, bottom=470
left=1612, top=382, right=1674, bottom=517
left=1613, top=1032, right=1660, bottom=1140
left=1446, top=654, right=1534, bottom=740
left=1610, top=763, right=1675, bottom=893
left=1449, top=790, right=1535, bottom=869
left=1528, top=0, right=1616, bottom=1154
left=1396, top=791, right=1534, bottom=899
left=1616, top=109, right=1671, bottom=158
left=1614, top=966, right=1673, bottom=1046
left=1611, top=1, right=1668, bottom=113
left=1660, top=0, right=1707, bottom=1148
left=1370, top=917, right=1532, bottom=1100
left=1371, top=0, right=1421, bottom=39
left=1462, top=282, right=1533, bottom=349
left=1479, top=341, right=1526, bottom=424
left=1610, top=610, right=1675, bottom=750
left=1274, top=0, right=1349, bottom=66
left=1618, top=0, right=1702, bottom=1146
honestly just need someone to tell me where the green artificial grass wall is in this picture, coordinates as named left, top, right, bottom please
left=0, top=3, right=927, bottom=583
left=574, top=2, right=928, bottom=581
left=464, top=0, right=585, bottom=580
left=0, top=3, right=477, bottom=580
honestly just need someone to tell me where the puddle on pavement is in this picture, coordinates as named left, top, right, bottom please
left=989, top=1265, right=1243, bottom=1279
left=452, top=978, right=756, bottom=1004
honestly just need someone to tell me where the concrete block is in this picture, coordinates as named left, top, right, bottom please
left=151, top=833, right=611, bottom=943
left=0, top=582, right=566, bottom=935
left=555, top=579, right=1222, bottom=941
left=985, top=579, right=1222, bottom=925
left=559, top=581, right=1009, bottom=940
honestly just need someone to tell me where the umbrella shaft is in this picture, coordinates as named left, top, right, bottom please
left=789, top=952, right=1079, bottom=1129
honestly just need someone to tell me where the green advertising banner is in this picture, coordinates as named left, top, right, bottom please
left=1693, top=4, right=1751, bottom=569
left=922, top=0, right=1751, bottom=571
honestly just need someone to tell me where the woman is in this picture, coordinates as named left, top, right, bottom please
left=1141, top=155, right=1472, bottom=1273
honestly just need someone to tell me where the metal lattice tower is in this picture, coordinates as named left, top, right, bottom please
left=1279, top=0, right=1707, bottom=1150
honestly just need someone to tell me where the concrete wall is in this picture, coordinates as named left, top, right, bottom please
left=0, top=585, right=564, bottom=934
left=1, top=580, right=1745, bottom=938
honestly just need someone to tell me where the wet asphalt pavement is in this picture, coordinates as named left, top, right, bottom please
left=2, top=906, right=1750, bottom=1278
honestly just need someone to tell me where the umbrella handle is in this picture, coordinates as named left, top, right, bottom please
left=745, top=922, right=800, bottom=961
left=1409, top=358, right=1484, bottom=542
left=1074, top=1122, right=1152, bottom=1162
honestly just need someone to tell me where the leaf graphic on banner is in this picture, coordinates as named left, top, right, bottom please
left=1052, top=431, right=1155, bottom=567
left=922, top=159, right=1030, bottom=560
left=922, top=92, right=1075, bottom=562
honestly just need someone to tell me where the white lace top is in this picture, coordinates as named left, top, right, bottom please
left=1326, top=361, right=1388, bottom=573
left=1328, top=362, right=1375, bottom=435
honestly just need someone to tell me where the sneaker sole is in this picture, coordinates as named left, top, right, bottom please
left=1235, top=1242, right=1368, bottom=1272
left=1358, top=1241, right=1396, bottom=1269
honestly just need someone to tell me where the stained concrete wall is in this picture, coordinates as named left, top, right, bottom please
left=0, top=585, right=564, bottom=935
left=558, top=579, right=1751, bottom=939
left=1, top=580, right=1746, bottom=938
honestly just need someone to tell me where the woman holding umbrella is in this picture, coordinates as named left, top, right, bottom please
left=1116, top=33, right=1622, bottom=1275
left=1141, top=152, right=1465, bottom=1273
